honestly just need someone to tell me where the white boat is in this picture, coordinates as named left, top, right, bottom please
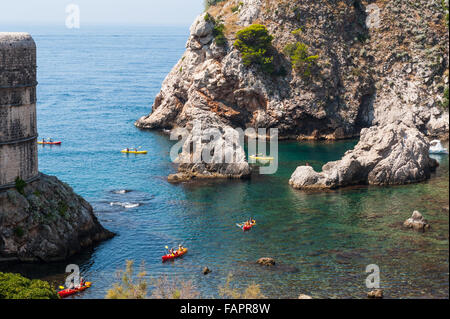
left=429, top=140, right=448, bottom=154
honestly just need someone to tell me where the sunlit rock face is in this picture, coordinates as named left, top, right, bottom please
left=289, top=122, right=439, bottom=190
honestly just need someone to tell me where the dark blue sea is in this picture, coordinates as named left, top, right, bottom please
left=1, top=25, right=448, bottom=298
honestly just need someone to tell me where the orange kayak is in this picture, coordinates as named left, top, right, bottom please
left=162, top=248, right=188, bottom=262
left=38, top=141, right=61, bottom=145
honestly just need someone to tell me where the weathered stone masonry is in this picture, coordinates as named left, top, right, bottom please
left=0, top=33, right=39, bottom=190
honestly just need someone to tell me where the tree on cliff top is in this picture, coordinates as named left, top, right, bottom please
left=234, top=24, right=275, bottom=74
left=0, top=272, right=58, bottom=299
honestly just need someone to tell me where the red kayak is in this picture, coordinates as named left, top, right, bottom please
left=38, top=141, right=61, bottom=145
left=58, top=282, right=91, bottom=298
left=162, top=248, right=188, bottom=262
left=237, top=220, right=256, bottom=231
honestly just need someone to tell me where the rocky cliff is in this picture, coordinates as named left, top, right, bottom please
left=136, top=0, right=449, bottom=182
left=0, top=174, right=114, bottom=262
left=136, top=0, right=448, bottom=138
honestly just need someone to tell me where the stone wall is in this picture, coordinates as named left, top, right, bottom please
left=0, top=33, right=38, bottom=189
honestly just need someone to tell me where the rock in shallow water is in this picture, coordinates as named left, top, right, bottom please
left=257, top=257, right=276, bottom=266
left=403, top=210, right=430, bottom=232
left=289, top=123, right=438, bottom=190
left=202, top=266, right=211, bottom=275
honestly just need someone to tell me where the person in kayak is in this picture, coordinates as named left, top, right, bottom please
left=42, top=138, right=46, bottom=143
left=126, top=147, right=129, bottom=152
left=178, top=244, right=184, bottom=252
left=79, top=277, right=85, bottom=288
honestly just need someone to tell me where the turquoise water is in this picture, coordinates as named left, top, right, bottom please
left=1, top=26, right=448, bottom=298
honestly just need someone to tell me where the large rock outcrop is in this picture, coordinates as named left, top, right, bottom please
left=289, top=123, right=438, bottom=189
left=136, top=0, right=448, bottom=140
left=0, top=174, right=114, bottom=262
left=168, top=118, right=251, bottom=181
left=136, top=0, right=448, bottom=182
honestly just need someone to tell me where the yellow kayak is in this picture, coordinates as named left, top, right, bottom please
left=249, top=155, right=274, bottom=161
left=121, top=149, right=148, bottom=154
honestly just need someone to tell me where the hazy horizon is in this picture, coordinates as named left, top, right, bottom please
left=0, top=0, right=204, bottom=27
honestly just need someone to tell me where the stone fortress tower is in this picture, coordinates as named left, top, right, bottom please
left=0, top=33, right=39, bottom=190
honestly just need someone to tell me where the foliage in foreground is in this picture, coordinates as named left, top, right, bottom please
left=106, top=260, right=267, bottom=299
left=234, top=24, right=275, bottom=74
left=105, top=260, right=199, bottom=299
left=218, top=273, right=266, bottom=299
left=0, top=272, right=58, bottom=299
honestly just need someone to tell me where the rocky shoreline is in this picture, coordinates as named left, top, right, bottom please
left=0, top=174, right=114, bottom=262
left=289, top=122, right=439, bottom=190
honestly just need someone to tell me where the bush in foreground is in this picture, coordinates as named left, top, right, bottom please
left=105, top=260, right=200, bottom=299
left=0, top=272, right=58, bottom=299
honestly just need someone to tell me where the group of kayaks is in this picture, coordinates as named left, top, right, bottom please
left=58, top=218, right=256, bottom=297
left=38, top=139, right=149, bottom=154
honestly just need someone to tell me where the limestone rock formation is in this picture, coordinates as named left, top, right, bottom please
left=403, top=210, right=430, bottom=232
left=136, top=0, right=448, bottom=182
left=0, top=174, right=114, bottom=262
left=168, top=118, right=251, bottom=181
left=289, top=123, right=438, bottom=189
left=136, top=0, right=448, bottom=140
left=298, top=294, right=313, bottom=299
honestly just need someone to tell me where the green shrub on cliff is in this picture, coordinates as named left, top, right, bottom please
left=442, top=0, right=449, bottom=26
left=234, top=24, right=275, bottom=74
left=283, top=42, right=319, bottom=78
left=204, top=13, right=227, bottom=46
left=15, top=177, right=26, bottom=195
left=0, top=272, right=58, bottom=299
left=204, top=0, right=226, bottom=10
left=443, top=86, right=449, bottom=108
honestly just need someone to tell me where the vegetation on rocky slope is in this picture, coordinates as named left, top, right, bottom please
left=0, top=272, right=58, bottom=299
left=234, top=24, right=275, bottom=74
left=283, top=41, right=319, bottom=79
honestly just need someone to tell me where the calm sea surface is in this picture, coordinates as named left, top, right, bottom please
left=1, top=26, right=448, bottom=298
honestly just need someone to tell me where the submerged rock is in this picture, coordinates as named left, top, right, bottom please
left=257, top=257, right=275, bottom=266
left=0, top=174, right=114, bottom=262
left=289, top=123, right=438, bottom=190
left=403, top=211, right=430, bottom=232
